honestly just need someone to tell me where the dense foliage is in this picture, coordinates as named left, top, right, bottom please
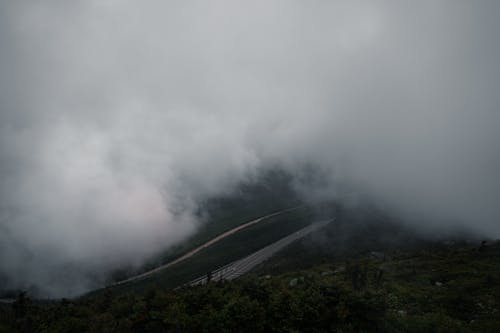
left=1, top=240, right=499, bottom=332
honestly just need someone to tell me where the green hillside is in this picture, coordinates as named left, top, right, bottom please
left=2, top=238, right=499, bottom=332
left=107, top=169, right=302, bottom=284
left=98, top=205, right=323, bottom=295
left=2, top=181, right=498, bottom=332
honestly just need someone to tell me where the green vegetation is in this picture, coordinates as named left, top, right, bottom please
left=2, top=240, right=500, bottom=332
left=97, top=205, right=319, bottom=295
left=109, top=169, right=301, bottom=282
left=2, top=203, right=498, bottom=332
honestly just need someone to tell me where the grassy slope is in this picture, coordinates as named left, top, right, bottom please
left=108, top=169, right=301, bottom=282
left=3, top=190, right=498, bottom=331
left=2, top=240, right=499, bottom=332
left=92, top=205, right=323, bottom=295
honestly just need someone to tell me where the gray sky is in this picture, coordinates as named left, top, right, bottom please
left=1, top=1, right=499, bottom=297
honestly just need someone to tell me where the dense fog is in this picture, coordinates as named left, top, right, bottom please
left=1, top=1, right=499, bottom=296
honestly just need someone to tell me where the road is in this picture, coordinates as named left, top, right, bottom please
left=0, top=213, right=329, bottom=303
left=0, top=206, right=306, bottom=303
left=186, top=219, right=333, bottom=286
left=112, top=206, right=301, bottom=286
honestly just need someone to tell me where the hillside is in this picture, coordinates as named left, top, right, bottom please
left=96, top=205, right=324, bottom=295
left=1, top=237, right=499, bottom=332
left=1, top=185, right=498, bottom=332
left=105, top=169, right=302, bottom=285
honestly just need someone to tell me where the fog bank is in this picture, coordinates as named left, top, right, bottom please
left=1, top=1, right=499, bottom=296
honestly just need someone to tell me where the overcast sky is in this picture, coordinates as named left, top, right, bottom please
left=1, top=1, right=499, bottom=297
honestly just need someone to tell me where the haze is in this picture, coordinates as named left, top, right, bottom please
left=1, top=1, right=499, bottom=297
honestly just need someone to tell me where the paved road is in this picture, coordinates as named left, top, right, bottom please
left=186, top=219, right=333, bottom=286
left=1, top=215, right=330, bottom=303
left=112, top=206, right=301, bottom=286
left=0, top=207, right=307, bottom=303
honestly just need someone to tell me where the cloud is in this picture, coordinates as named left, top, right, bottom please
left=0, top=0, right=499, bottom=296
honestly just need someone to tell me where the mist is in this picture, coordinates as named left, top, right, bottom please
left=1, top=1, right=499, bottom=297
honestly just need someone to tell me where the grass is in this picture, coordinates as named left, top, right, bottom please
left=6, top=195, right=499, bottom=331
left=4, top=239, right=500, bottom=332
left=90, top=205, right=324, bottom=295
left=109, top=169, right=301, bottom=281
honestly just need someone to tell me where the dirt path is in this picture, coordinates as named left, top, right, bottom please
left=112, top=206, right=301, bottom=286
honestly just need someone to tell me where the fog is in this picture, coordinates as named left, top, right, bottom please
left=1, top=1, right=499, bottom=297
